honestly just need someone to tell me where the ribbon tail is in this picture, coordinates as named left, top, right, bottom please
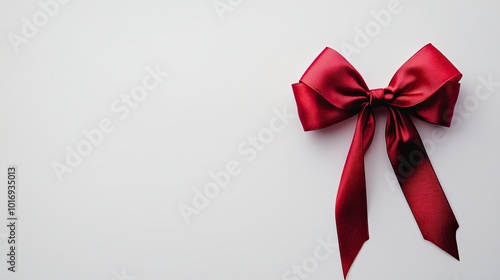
left=335, top=106, right=375, bottom=278
left=385, top=108, right=459, bottom=260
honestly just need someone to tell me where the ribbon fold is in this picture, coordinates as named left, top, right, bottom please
left=292, top=44, right=461, bottom=278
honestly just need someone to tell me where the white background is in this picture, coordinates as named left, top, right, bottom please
left=0, top=0, right=499, bottom=279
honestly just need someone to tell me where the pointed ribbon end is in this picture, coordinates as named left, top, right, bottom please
left=339, top=235, right=369, bottom=279
left=424, top=223, right=460, bottom=262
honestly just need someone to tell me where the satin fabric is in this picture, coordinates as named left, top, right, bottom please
left=292, top=44, right=461, bottom=278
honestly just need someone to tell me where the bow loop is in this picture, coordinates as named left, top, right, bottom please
left=386, top=44, right=462, bottom=126
left=299, top=47, right=369, bottom=112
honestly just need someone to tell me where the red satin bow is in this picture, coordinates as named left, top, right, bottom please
left=292, top=44, right=461, bottom=278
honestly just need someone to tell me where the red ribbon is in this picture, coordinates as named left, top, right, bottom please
left=292, top=44, right=461, bottom=278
